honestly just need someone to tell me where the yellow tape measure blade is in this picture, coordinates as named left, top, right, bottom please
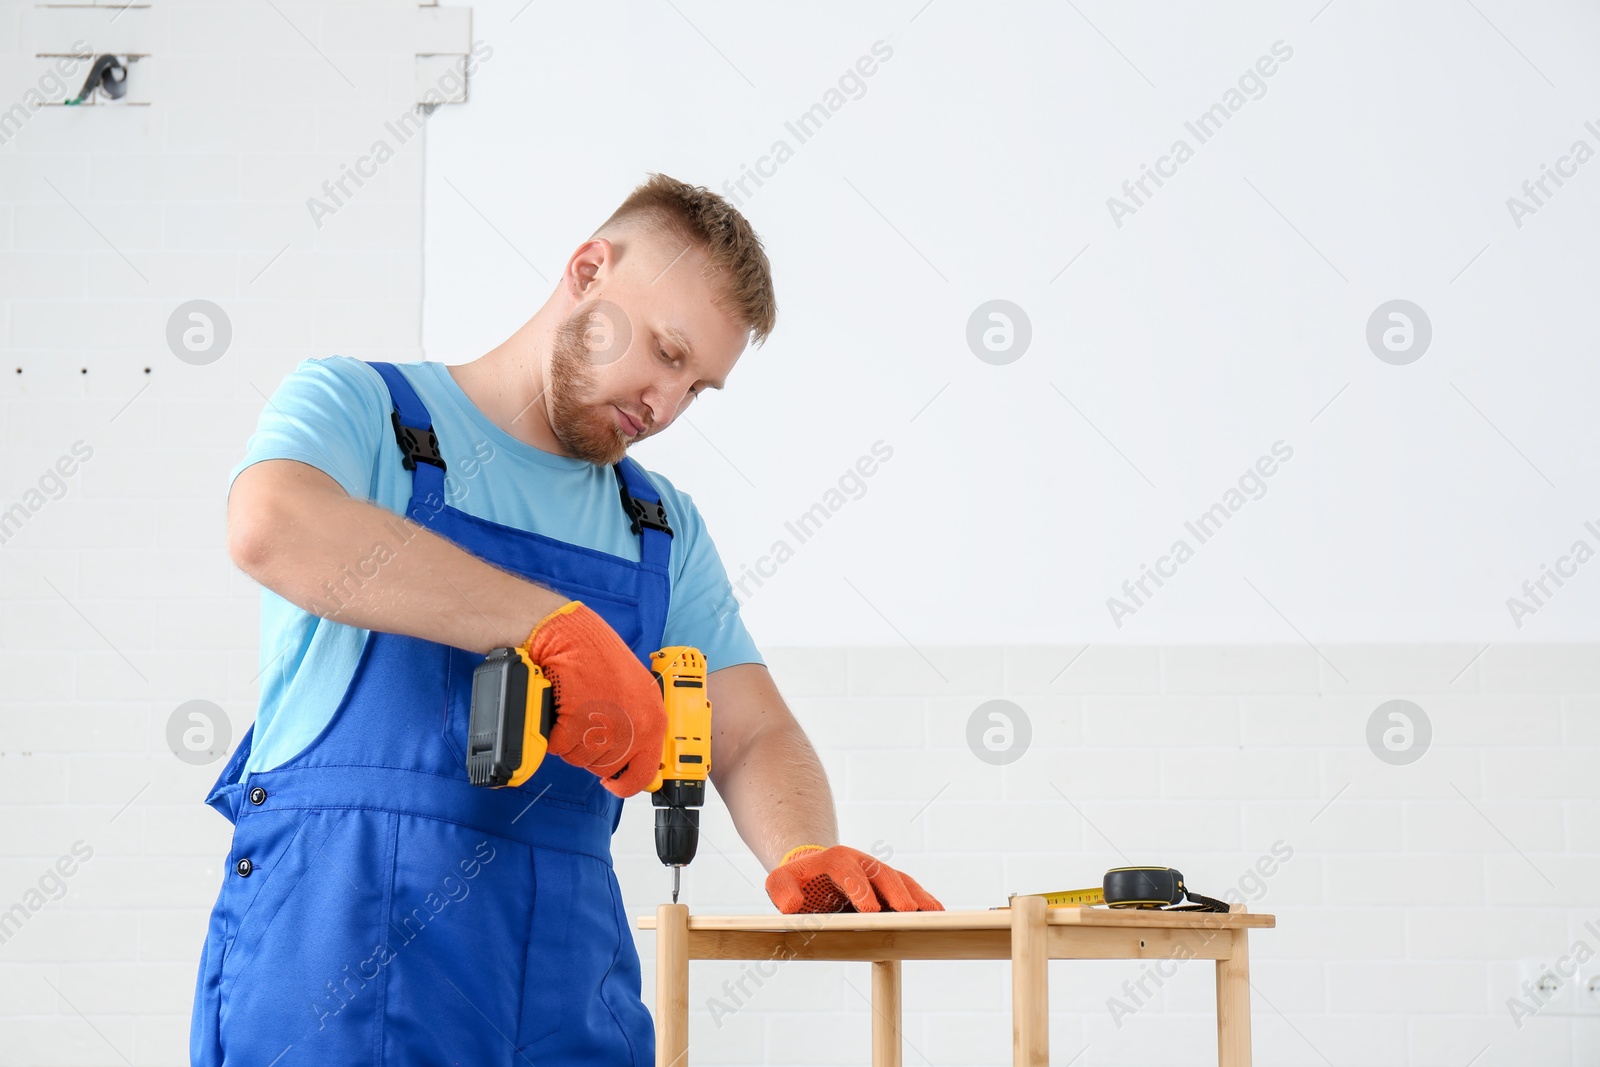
left=1019, top=886, right=1105, bottom=908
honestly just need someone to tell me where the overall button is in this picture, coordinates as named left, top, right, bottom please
left=248, top=787, right=267, bottom=805
left=235, top=858, right=253, bottom=877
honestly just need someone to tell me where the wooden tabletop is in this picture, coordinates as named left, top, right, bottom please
left=637, top=907, right=1275, bottom=932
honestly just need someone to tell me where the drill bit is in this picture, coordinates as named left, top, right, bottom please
left=672, top=865, right=681, bottom=903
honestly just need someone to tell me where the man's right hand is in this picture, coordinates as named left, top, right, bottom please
left=520, top=601, right=666, bottom=798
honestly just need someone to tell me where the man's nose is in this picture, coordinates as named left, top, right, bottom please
left=642, top=384, right=689, bottom=426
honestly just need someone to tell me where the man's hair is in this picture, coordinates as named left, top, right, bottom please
left=593, top=172, right=777, bottom=348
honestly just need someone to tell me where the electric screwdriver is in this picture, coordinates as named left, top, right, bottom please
left=466, top=644, right=712, bottom=901
left=643, top=646, right=712, bottom=902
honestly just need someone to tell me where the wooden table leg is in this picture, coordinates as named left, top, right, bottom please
left=1215, top=926, right=1252, bottom=1067
left=871, top=960, right=903, bottom=1067
left=1010, top=894, right=1048, bottom=1067
left=656, top=903, right=689, bottom=1067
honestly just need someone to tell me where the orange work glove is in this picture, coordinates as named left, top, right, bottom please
left=520, top=600, right=666, bottom=799
left=764, top=844, right=944, bottom=914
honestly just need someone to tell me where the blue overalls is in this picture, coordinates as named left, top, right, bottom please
left=190, top=361, right=670, bottom=1066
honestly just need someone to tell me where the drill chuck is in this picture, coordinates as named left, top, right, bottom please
left=653, top=779, right=704, bottom=867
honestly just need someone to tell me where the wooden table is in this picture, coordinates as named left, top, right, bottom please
left=639, top=898, right=1274, bottom=1067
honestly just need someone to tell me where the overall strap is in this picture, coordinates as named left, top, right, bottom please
left=613, top=456, right=672, bottom=571
left=366, top=361, right=446, bottom=523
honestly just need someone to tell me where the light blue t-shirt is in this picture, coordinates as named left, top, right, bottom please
left=229, top=355, right=764, bottom=780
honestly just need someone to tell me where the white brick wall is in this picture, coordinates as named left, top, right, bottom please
left=0, top=0, right=473, bottom=1062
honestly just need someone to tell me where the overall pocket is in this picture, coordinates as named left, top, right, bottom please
left=218, top=807, right=535, bottom=1067
left=516, top=848, right=631, bottom=1057
left=379, top=815, right=533, bottom=1067
left=216, top=806, right=389, bottom=1059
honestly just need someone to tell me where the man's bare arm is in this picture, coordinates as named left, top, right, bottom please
left=228, top=458, right=568, bottom=654
left=706, top=662, right=839, bottom=871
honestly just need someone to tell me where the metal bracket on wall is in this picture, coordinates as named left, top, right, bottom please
left=415, top=3, right=476, bottom=109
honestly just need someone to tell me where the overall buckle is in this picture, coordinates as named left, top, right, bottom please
left=390, top=410, right=446, bottom=472
left=619, top=486, right=673, bottom=536
left=614, top=463, right=672, bottom=536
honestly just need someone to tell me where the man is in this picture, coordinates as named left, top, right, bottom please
left=190, top=173, right=941, bottom=1067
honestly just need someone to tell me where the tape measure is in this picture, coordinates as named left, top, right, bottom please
left=1009, top=866, right=1231, bottom=913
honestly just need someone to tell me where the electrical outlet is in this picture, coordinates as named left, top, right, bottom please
left=1578, top=969, right=1600, bottom=1016
left=1516, top=959, right=1578, bottom=1017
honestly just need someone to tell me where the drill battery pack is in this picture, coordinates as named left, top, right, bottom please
left=466, top=646, right=555, bottom=788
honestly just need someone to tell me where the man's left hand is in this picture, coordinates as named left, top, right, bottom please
left=764, top=844, right=943, bottom=914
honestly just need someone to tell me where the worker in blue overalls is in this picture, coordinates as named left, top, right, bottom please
left=190, top=174, right=941, bottom=1066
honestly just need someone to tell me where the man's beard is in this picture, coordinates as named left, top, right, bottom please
left=546, top=305, right=632, bottom=466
